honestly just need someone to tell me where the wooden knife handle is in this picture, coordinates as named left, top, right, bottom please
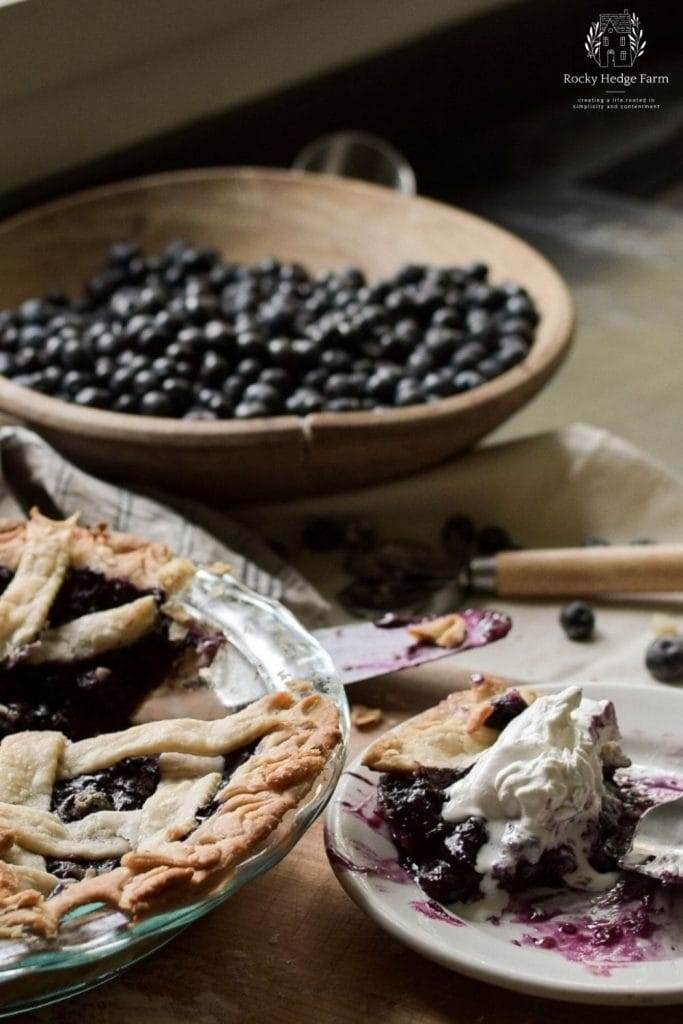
left=495, top=545, right=683, bottom=596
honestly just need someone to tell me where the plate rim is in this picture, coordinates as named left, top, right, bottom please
left=326, top=681, right=683, bottom=1005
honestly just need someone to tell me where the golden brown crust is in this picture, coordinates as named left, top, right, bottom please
left=362, top=676, right=536, bottom=773
left=0, top=692, right=341, bottom=938
left=0, top=509, right=195, bottom=595
left=407, top=613, right=467, bottom=649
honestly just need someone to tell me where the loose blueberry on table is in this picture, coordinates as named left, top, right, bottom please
left=560, top=600, right=596, bottom=641
left=0, top=242, right=539, bottom=419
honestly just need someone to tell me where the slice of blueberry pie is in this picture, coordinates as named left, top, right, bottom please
left=364, top=678, right=640, bottom=912
left=0, top=510, right=341, bottom=940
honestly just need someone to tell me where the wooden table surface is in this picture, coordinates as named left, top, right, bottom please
left=24, top=670, right=683, bottom=1024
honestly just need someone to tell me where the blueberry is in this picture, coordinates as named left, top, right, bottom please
left=113, top=393, right=137, bottom=413
left=19, top=298, right=50, bottom=324
left=453, top=370, right=484, bottom=391
left=13, top=349, right=40, bottom=373
left=477, top=356, right=505, bottom=380
left=324, top=373, right=364, bottom=399
left=453, top=342, right=486, bottom=371
left=407, top=348, right=436, bottom=376
left=423, top=369, right=456, bottom=398
left=431, top=307, right=461, bottom=329
left=222, top=375, right=244, bottom=403
left=320, top=348, right=352, bottom=372
left=198, top=352, right=230, bottom=386
left=366, top=366, right=403, bottom=403
left=560, top=600, right=595, bottom=642
left=205, top=393, right=233, bottom=418
left=424, top=328, right=460, bottom=361
left=108, top=241, right=141, bottom=266
left=497, top=336, right=529, bottom=368
left=325, top=397, right=362, bottom=412
left=234, top=400, right=271, bottom=419
left=394, top=378, right=425, bottom=407
left=286, top=388, right=323, bottom=415
left=478, top=524, right=513, bottom=555
left=463, top=260, right=488, bottom=281
left=0, top=352, right=15, bottom=376
left=304, top=367, right=329, bottom=391
left=243, top=382, right=282, bottom=411
left=236, top=330, right=266, bottom=359
left=505, top=295, right=539, bottom=323
left=260, top=367, right=293, bottom=395
left=161, top=377, right=193, bottom=413
left=235, top=358, right=263, bottom=383
left=139, top=391, right=174, bottom=416
left=63, top=370, right=94, bottom=396
left=442, top=514, right=476, bottom=556
left=110, top=366, right=136, bottom=395
left=61, top=338, right=91, bottom=370
left=74, top=386, right=111, bottom=409
left=132, top=368, right=159, bottom=395
left=93, top=356, right=116, bottom=383
left=645, top=636, right=683, bottom=683
left=94, top=331, right=122, bottom=357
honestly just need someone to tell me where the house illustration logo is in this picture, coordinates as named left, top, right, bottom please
left=585, top=9, right=646, bottom=68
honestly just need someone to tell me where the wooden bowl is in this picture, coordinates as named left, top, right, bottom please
left=0, top=168, right=574, bottom=503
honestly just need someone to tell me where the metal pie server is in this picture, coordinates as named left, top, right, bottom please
left=621, top=794, right=683, bottom=882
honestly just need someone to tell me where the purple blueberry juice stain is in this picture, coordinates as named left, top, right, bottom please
left=509, top=877, right=676, bottom=975
left=411, top=899, right=465, bottom=927
left=339, top=608, right=511, bottom=676
left=326, top=837, right=411, bottom=885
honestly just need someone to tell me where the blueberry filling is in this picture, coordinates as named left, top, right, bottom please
left=51, top=756, right=161, bottom=821
left=0, top=624, right=183, bottom=741
left=48, top=568, right=160, bottom=626
left=194, top=740, right=259, bottom=825
left=0, top=567, right=221, bottom=741
left=379, top=768, right=651, bottom=907
left=483, top=689, right=530, bottom=731
left=46, top=744, right=256, bottom=884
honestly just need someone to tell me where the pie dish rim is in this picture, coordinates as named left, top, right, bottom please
left=0, top=517, right=348, bottom=992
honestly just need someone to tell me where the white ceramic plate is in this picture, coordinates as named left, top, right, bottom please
left=325, top=683, right=683, bottom=1005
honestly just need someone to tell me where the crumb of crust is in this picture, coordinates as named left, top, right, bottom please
left=206, top=561, right=233, bottom=575
left=465, top=701, right=498, bottom=734
left=651, top=613, right=679, bottom=637
left=288, top=679, right=315, bottom=695
left=351, top=704, right=384, bottom=730
left=408, top=613, right=467, bottom=649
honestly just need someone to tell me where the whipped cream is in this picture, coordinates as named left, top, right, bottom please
left=442, top=686, right=629, bottom=909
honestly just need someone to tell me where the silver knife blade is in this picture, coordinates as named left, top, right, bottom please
left=313, top=608, right=511, bottom=685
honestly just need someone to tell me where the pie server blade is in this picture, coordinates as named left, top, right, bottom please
left=621, top=793, right=683, bottom=882
left=313, top=608, right=511, bottom=686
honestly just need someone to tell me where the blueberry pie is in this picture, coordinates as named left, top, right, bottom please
left=0, top=511, right=340, bottom=939
left=364, top=678, right=641, bottom=911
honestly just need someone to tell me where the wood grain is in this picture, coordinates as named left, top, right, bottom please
left=0, top=168, right=574, bottom=502
left=496, top=545, right=683, bottom=596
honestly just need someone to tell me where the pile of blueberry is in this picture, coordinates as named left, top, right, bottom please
left=301, top=511, right=515, bottom=615
left=0, top=241, right=538, bottom=419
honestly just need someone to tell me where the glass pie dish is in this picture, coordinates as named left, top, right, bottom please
left=0, top=569, right=348, bottom=1017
